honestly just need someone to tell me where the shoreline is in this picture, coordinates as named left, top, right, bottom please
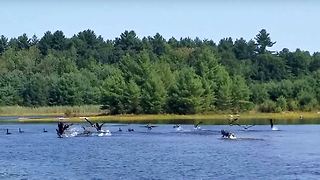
left=0, top=111, right=319, bottom=124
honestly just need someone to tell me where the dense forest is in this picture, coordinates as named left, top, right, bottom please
left=0, top=29, right=320, bottom=114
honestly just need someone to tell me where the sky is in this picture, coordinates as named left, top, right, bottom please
left=1, top=0, right=320, bottom=52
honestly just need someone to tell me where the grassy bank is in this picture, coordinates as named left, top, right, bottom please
left=0, top=105, right=102, bottom=116
left=1, top=106, right=320, bottom=124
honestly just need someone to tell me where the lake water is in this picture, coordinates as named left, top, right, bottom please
left=0, top=123, right=320, bottom=180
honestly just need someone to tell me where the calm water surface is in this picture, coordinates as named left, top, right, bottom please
left=0, top=123, right=320, bottom=180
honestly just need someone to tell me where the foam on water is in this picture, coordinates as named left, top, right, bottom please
left=175, top=126, right=183, bottom=131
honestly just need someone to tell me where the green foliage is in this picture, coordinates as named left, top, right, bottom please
left=250, top=83, right=269, bottom=104
left=12, top=34, right=32, bottom=50
left=0, top=29, right=319, bottom=114
left=230, top=75, right=252, bottom=111
left=100, top=69, right=127, bottom=114
left=214, top=67, right=232, bottom=110
left=285, top=49, right=311, bottom=77
left=287, top=99, right=299, bottom=111
left=297, top=91, right=317, bottom=111
left=258, top=100, right=277, bottom=113
left=119, top=50, right=152, bottom=85
left=255, top=29, right=276, bottom=54
left=189, top=46, right=219, bottom=79
left=154, top=61, right=175, bottom=90
left=124, top=80, right=142, bottom=114
left=49, top=73, right=85, bottom=105
left=0, top=70, right=25, bottom=105
left=21, top=73, right=49, bottom=106
left=251, top=53, right=287, bottom=81
left=114, top=30, right=143, bottom=62
left=233, top=38, right=256, bottom=60
left=310, top=53, right=320, bottom=72
left=0, top=35, right=8, bottom=55
left=276, top=96, right=287, bottom=112
left=149, top=33, right=167, bottom=56
left=37, top=53, right=77, bottom=75
left=167, top=68, right=205, bottom=114
left=1, top=47, right=40, bottom=73
left=141, top=70, right=166, bottom=114
left=312, top=70, right=320, bottom=103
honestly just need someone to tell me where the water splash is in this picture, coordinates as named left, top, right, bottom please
left=61, top=125, right=112, bottom=138
left=175, top=126, right=183, bottom=131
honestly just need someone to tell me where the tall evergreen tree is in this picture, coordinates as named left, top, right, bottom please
left=255, top=29, right=276, bottom=54
left=167, top=68, right=204, bottom=114
left=0, top=35, right=8, bottom=55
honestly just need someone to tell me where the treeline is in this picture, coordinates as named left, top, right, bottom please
left=0, top=29, right=320, bottom=114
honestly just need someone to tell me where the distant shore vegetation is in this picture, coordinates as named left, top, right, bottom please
left=2, top=105, right=320, bottom=124
left=1, top=29, right=320, bottom=115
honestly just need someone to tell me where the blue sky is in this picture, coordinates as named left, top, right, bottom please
left=1, top=0, right=319, bottom=52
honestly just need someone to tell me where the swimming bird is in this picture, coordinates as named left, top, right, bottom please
left=18, top=128, right=24, bottom=133
left=221, top=130, right=236, bottom=139
left=173, top=124, right=183, bottom=131
left=6, top=129, right=11, bottom=135
left=173, top=124, right=180, bottom=128
left=43, top=128, right=48, bottom=133
left=144, top=123, right=157, bottom=130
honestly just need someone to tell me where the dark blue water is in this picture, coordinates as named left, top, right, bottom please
left=0, top=124, right=320, bottom=180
